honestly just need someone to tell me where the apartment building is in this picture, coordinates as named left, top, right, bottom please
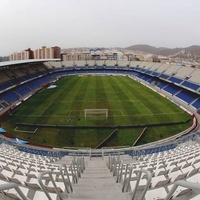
left=34, top=46, right=61, bottom=59
left=9, top=48, right=34, bottom=61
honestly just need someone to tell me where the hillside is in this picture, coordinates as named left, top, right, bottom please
left=126, top=44, right=200, bottom=57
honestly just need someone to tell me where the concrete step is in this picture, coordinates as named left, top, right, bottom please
left=67, top=158, right=129, bottom=200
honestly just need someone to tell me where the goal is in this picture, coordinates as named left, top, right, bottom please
left=84, top=109, right=108, bottom=119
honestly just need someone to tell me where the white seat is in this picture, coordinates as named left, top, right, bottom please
left=31, top=190, right=58, bottom=200
left=0, top=169, right=13, bottom=178
left=168, top=184, right=191, bottom=198
left=167, top=165, right=180, bottom=173
left=150, top=175, right=171, bottom=188
left=181, top=166, right=198, bottom=177
left=187, top=173, right=200, bottom=183
left=130, top=178, right=147, bottom=190
left=145, top=187, right=167, bottom=200
left=154, top=168, right=169, bottom=176
left=193, top=162, right=200, bottom=170
left=168, top=170, right=188, bottom=182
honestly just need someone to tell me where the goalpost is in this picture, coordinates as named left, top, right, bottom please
left=84, top=109, right=108, bottom=119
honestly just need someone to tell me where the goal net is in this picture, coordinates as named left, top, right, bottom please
left=84, top=109, right=108, bottom=119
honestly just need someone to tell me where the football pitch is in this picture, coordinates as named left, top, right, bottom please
left=3, top=75, right=191, bottom=148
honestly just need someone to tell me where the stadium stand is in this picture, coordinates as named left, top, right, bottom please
left=117, top=61, right=129, bottom=67
left=0, top=131, right=200, bottom=199
left=156, top=64, right=170, bottom=74
left=162, top=84, right=181, bottom=95
left=0, top=60, right=200, bottom=199
left=168, top=76, right=183, bottom=84
left=175, top=90, right=199, bottom=104
left=149, top=63, right=163, bottom=71
left=181, top=80, right=200, bottom=91
left=95, top=60, right=105, bottom=67
left=159, top=73, right=170, bottom=80
left=86, top=60, right=95, bottom=67
left=105, top=60, right=117, bottom=67
left=1, top=60, right=200, bottom=115
left=155, top=81, right=169, bottom=89
left=164, top=64, right=180, bottom=76
left=61, top=61, right=75, bottom=68
left=192, top=98, right=200, bottom=110
left=175, top=67, right=195, bottom=79
left=189, top=69, right=200, bottom=84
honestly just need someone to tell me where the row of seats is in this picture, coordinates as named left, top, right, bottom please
left=0, top=143, right=85, bottom=200
left=0, top=65, right=48, bottom=93
left=1, top=64, right=200, bottom=112
left=0, top=74, right=56, bottom=105
left=131, top=64, right=200, bottom=92
left=108, top=140, right=200, bottom=199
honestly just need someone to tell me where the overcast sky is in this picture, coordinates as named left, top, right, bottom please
left=0, top=0, right=200, bottom=55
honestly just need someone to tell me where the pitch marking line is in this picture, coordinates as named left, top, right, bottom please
left=138, top=100, right=153, bottom=114
left=120, top=112, right=185, bottom=117
left=10, top=110, right=185, bottom=118
left=40, top=101, right=54, bottom=116
left=14, top=126, right=38, bottom=133
left=55, top=99, right=142, bottom=103
left=120, top=109, right=125, bottom=116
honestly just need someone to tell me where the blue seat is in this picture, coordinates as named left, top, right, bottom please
left=163, top=84, right=181, bottom=95
left=168, top=76, right=183, bottom=84
left=181, top=80, right=200, bottom=91
left=175, top=90, right=199, bottom=104
left=191, top=98, right=200, bottom=110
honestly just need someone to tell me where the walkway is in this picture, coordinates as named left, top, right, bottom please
left=67, top=157, right=130, bottom=200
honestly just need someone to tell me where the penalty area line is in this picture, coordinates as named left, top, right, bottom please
left=14, top=126, right=38, bottom=133
left=139, top=100, right=153, bottom=114
left=40, top=101, right=54, bottom=116
left=120, top=109, right=125, bottom=116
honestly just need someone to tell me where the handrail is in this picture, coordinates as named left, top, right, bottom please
left=59, top=163, right=73, bottom=193
left=69, top=156, right=85, bottom=183
left=0, top=130, right=199, bottom=159
left=123, top=164, right=133, bottom=192
left=108, top=155, right=121, bottom=176
left=131, top=169, right=152, bottom=200
left=62, top=147, right=92, bottom=159
left=38, top=171, right=64, bottom=200
left=0, top=183, right=28, bottom=200
left=164, top=180, right=200, bottom=200
left=102, top=146, right=128, bottom=159
left=70, top=159, right=78, bottom=183
left=117, top=161, right=124, bottom=183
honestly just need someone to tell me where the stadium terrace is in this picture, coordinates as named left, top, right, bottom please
left=0, top=59, right=200, bottom=199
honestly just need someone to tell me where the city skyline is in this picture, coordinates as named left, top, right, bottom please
left=1, top=0, right=200, bottom=56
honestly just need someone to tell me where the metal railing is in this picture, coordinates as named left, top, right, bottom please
left=131, top=169, right=152, bottom=200
left=62, top=147, right=92, bottom=159
left=38, top=171, right=67, bottom=200
left=102, top=146, right=128, bottom=159
left=108, top=155, right=121, bottom=176
left=0, top=130, right=200, bottom=160
left=0, top=183, right=28, bottom=200
left=164, top=180, right=200, bottom=200
left=59, top=163, right=73, bottom=193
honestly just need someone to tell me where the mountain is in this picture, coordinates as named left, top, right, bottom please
left=126, top=44, right=200, bottom=57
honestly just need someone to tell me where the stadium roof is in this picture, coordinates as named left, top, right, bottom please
left=0, top=59, right=60, bottom=68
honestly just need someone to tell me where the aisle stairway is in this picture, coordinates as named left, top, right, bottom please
left=67, top=157, right=130, bottom=200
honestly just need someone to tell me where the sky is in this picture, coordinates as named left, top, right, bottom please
left=0, top=0, right=200, bottom=56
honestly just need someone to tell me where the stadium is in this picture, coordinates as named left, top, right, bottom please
left=0, top=59, right=200, bottom=199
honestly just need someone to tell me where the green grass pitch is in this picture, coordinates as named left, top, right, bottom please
left=2, top=75, right=191, bottom=148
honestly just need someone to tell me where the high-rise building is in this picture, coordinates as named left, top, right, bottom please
left=9, top=48, right=34, bottom=61
left=34, top=46, right=61, bottom=59
left=9, top=46, right=60, bottom=61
